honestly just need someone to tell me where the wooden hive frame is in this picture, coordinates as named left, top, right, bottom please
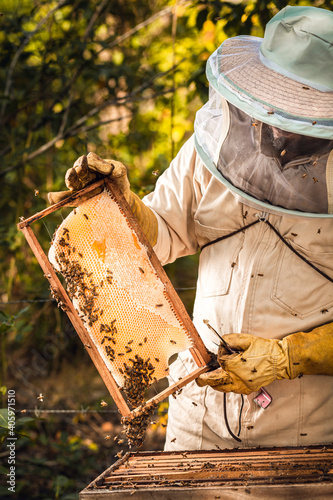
left=17, top=178, right=211, bottom=418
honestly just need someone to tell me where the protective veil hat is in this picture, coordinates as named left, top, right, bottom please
left=206, top=6, right=333, bottom=140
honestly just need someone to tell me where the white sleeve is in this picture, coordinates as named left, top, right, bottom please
left=143, top=136, right=202, bottom=265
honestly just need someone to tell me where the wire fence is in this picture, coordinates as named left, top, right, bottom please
left=15, top=408, right=168, bottom=415
left=0, top=288, right=196, bottom=306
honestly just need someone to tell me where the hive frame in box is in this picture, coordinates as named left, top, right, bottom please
left=17, top=178, right=211, bottom=418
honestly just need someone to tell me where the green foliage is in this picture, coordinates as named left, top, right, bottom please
left=0, top=0, right=329, bottom=497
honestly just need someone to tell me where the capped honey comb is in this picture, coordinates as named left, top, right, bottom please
left=48, top=188, right=194, bottom=389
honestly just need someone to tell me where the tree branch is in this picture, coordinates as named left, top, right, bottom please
left=105, top=0, right=192, bottom=51
left=83, top=0, right=110, bottom=42
left=0, top=82, right=184, bottom=178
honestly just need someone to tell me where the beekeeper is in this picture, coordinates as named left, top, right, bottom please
left=49, top=6, right=333, bottom=450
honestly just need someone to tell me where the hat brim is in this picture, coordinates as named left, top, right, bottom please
left=207, top=36, right=333, bottom=140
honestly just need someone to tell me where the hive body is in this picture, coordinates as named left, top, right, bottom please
left=49, top=189, right=193, bottom=388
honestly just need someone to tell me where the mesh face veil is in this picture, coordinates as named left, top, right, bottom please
left=194, top=86, right=333, bottom=216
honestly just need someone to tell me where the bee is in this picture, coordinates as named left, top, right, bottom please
left=192, top=402, right=197, bottom=406
left=117, top=439, right=124, bottom=444
left=78, top=252, right=83, bottom=258
left=267, top=110, right=274, bottom=115
left=152, top=170, right=159, bottom=176
left=100, top=400, right=108, bottom=407
left=291, top=233, right=298, bottom=237
left=37, top=393, right=44, bottom=402
left=171, top=438, right=176, bottom=443
left=83, top=213, right=89, bottom=220
left=21, top=409, right=27, bottom=414
left=143, top=337, right=147, bottom=343
left=312, top=121, right=317, bottom=125
left=170, top=340, right=177, bottom=344
left=251, top=367, right=257, bottom=373
left=313, top=177, right=318, bottom=183
left=154, top=358, right=159, bottom=363
left=34, top=189, right=39, bottom=196
left=280, top=149, right=286, bottom=157
left=105, top=435, right=111, bottom=440
left=155, top=304, right=163, bottom=308
left=301, top=173, right=307, bottom=179
left=138, top=267, right=145, bottom=274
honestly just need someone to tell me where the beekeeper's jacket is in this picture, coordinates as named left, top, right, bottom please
left=143, top=108, right=333, bottom=450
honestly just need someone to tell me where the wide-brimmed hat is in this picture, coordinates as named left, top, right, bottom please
left=206, top=5, right=333, bottom=139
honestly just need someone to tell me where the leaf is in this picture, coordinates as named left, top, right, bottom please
left=0, top=311, right=9, bottom=322
left=16, top=416, right=35, bottom=427
left=0, top=409, right=9, bottom=429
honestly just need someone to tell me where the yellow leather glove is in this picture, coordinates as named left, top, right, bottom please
left=197, top=322, right=333, bottom=395
left=48, top=153, right=158, bottom=247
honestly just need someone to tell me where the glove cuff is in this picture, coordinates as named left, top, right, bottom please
left=128, top=192, right=158, bottom=248
left=285, top=323, right=333, bottom=379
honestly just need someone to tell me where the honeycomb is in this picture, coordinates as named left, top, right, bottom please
left=48, top=188, right=193, bottom=390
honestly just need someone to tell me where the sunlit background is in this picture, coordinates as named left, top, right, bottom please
left=0, top=0, right=331, bottom=498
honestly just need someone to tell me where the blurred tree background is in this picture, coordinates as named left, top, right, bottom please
left=0, top=0, right=331, bottom=498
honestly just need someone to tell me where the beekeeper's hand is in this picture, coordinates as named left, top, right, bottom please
left=48, top=153, right=158, bottom=247
left=197, top=323, right=333, bottom=395
left=48, top=153, right=130, bottom=204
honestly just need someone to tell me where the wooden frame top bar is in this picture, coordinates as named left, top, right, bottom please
left=17, top=179, right=105, bottom=229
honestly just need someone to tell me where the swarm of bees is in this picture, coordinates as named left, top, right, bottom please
left=51, top=226, right=109, bottom=329
left=121, top=354, right=155, bottom=408
left=121, top=401, right=158, bottom=448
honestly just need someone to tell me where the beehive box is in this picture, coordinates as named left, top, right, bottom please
left=80, top=446, right=333, bottom=499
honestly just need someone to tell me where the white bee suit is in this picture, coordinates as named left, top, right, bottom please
left=143, top=112, right=333, bottom=449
